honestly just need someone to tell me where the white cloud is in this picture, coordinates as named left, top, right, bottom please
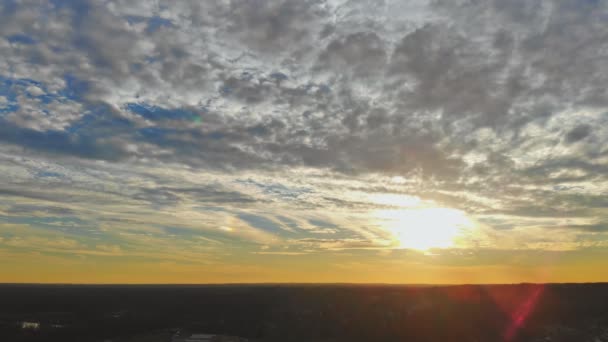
left=25, top=85, right=44, bottom=96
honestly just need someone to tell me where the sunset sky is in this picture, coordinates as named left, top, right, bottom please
left=1, top=0, right=608, bottom=284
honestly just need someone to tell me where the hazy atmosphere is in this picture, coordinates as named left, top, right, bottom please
left=1, top=0, right=608, bottom=284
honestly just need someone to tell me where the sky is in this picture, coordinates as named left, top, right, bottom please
left=1, top=0, right=608, bottom=284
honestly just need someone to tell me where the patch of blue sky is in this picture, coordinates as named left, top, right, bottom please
left=0, top=21, right=177, bottom=160
left=144, top=56, right=161, bottom=64
left=49, top=45, right=68, bottom=54
left=276, top=215, right=302, bottom=231
left=1, top=0, right=17, bottom=14
left=11, top=129, right=72, bottom=149
left=67, top=103, right=134, bottom=134
left=135, top=126, right=204, bottom=153
left=58, top=74, right=90, bottom=101
left=0, top=75, right=83, bottom=118
left=65, top=112, right=99, bottom=134
left=146, top=16, right=174, bottom=33
left=49, top=0, right=90, bottom=16
left=0, top=76, right=21, bottom=112
left=307, top=222, right=354, bottom=239
left=1, top=215, right=101, bottom=238
left=48, top=0, right=75, bottom=9
left=318, top=84, right=331, bottom=93
left=37, top=94, right=61, bottom=105
left=131, top=62, right=144, bottom=73
left=238, top=213, right=292, bottom=235
left=195, top=206, right=231, bottom=213
left=163, top=226, right=199, bottom=237
left=136, top=126, right=171, bottom=141
left=15, top=78, right=45, bottom=89
left=126, top=103, right=198, bottom=121
left=0, top=101, right=18, bottom=115
left=0, top=77, right=34, bottom=105
left=0, top=122, right=124, bottom=160
left=125, top=15, right=174, bottom=33
left=125, top=15, right=147, bottom=24
left=7, top=34, right=37, bottom=45
left=300, top=82, right=331, bottom=94
left=219, top=84, right=233, bottom=96
left=269, top=72, right=288, bottom=81
left=36, top=171, right=63, bottom=179
left=308, top=218, right=339, bottom=229
left=207, top=131, right=225, bottom=140
left=27, top=216, right=86, bottom=226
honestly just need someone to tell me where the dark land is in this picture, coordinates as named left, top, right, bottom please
left=1, top=283, right=608, bottom=342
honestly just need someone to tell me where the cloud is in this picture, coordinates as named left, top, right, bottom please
left=6, top=204, right=75, bottom=216
left=293, top=238, right=393, bottom=250
left=567, top=223, right=608, bottom=233
left=565, top=124, right=592, bottom=144
left=316, top=32, right=387, bottom=81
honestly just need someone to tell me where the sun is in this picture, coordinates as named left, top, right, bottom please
left=375, top=207, right=473, bottom=250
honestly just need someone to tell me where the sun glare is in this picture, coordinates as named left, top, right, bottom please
left=376, top=207, right=473, bottom=250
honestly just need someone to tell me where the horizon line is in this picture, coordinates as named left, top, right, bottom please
left=1, top=281, right=607, bottom=287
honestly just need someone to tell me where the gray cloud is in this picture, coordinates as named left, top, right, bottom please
left=226, top=0, right=329, bottom=54
left=565, top=124, right=592, bottom=144
left=316, top=32, right=387, bottom=80
left=6, top=204, right=76, bottom=216
left=568, top=223, right=608, bottom=233
left=0, top=187, right=80, bottom=203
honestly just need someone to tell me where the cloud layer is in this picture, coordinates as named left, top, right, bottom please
left=1, top=0, right=608, bottom=282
